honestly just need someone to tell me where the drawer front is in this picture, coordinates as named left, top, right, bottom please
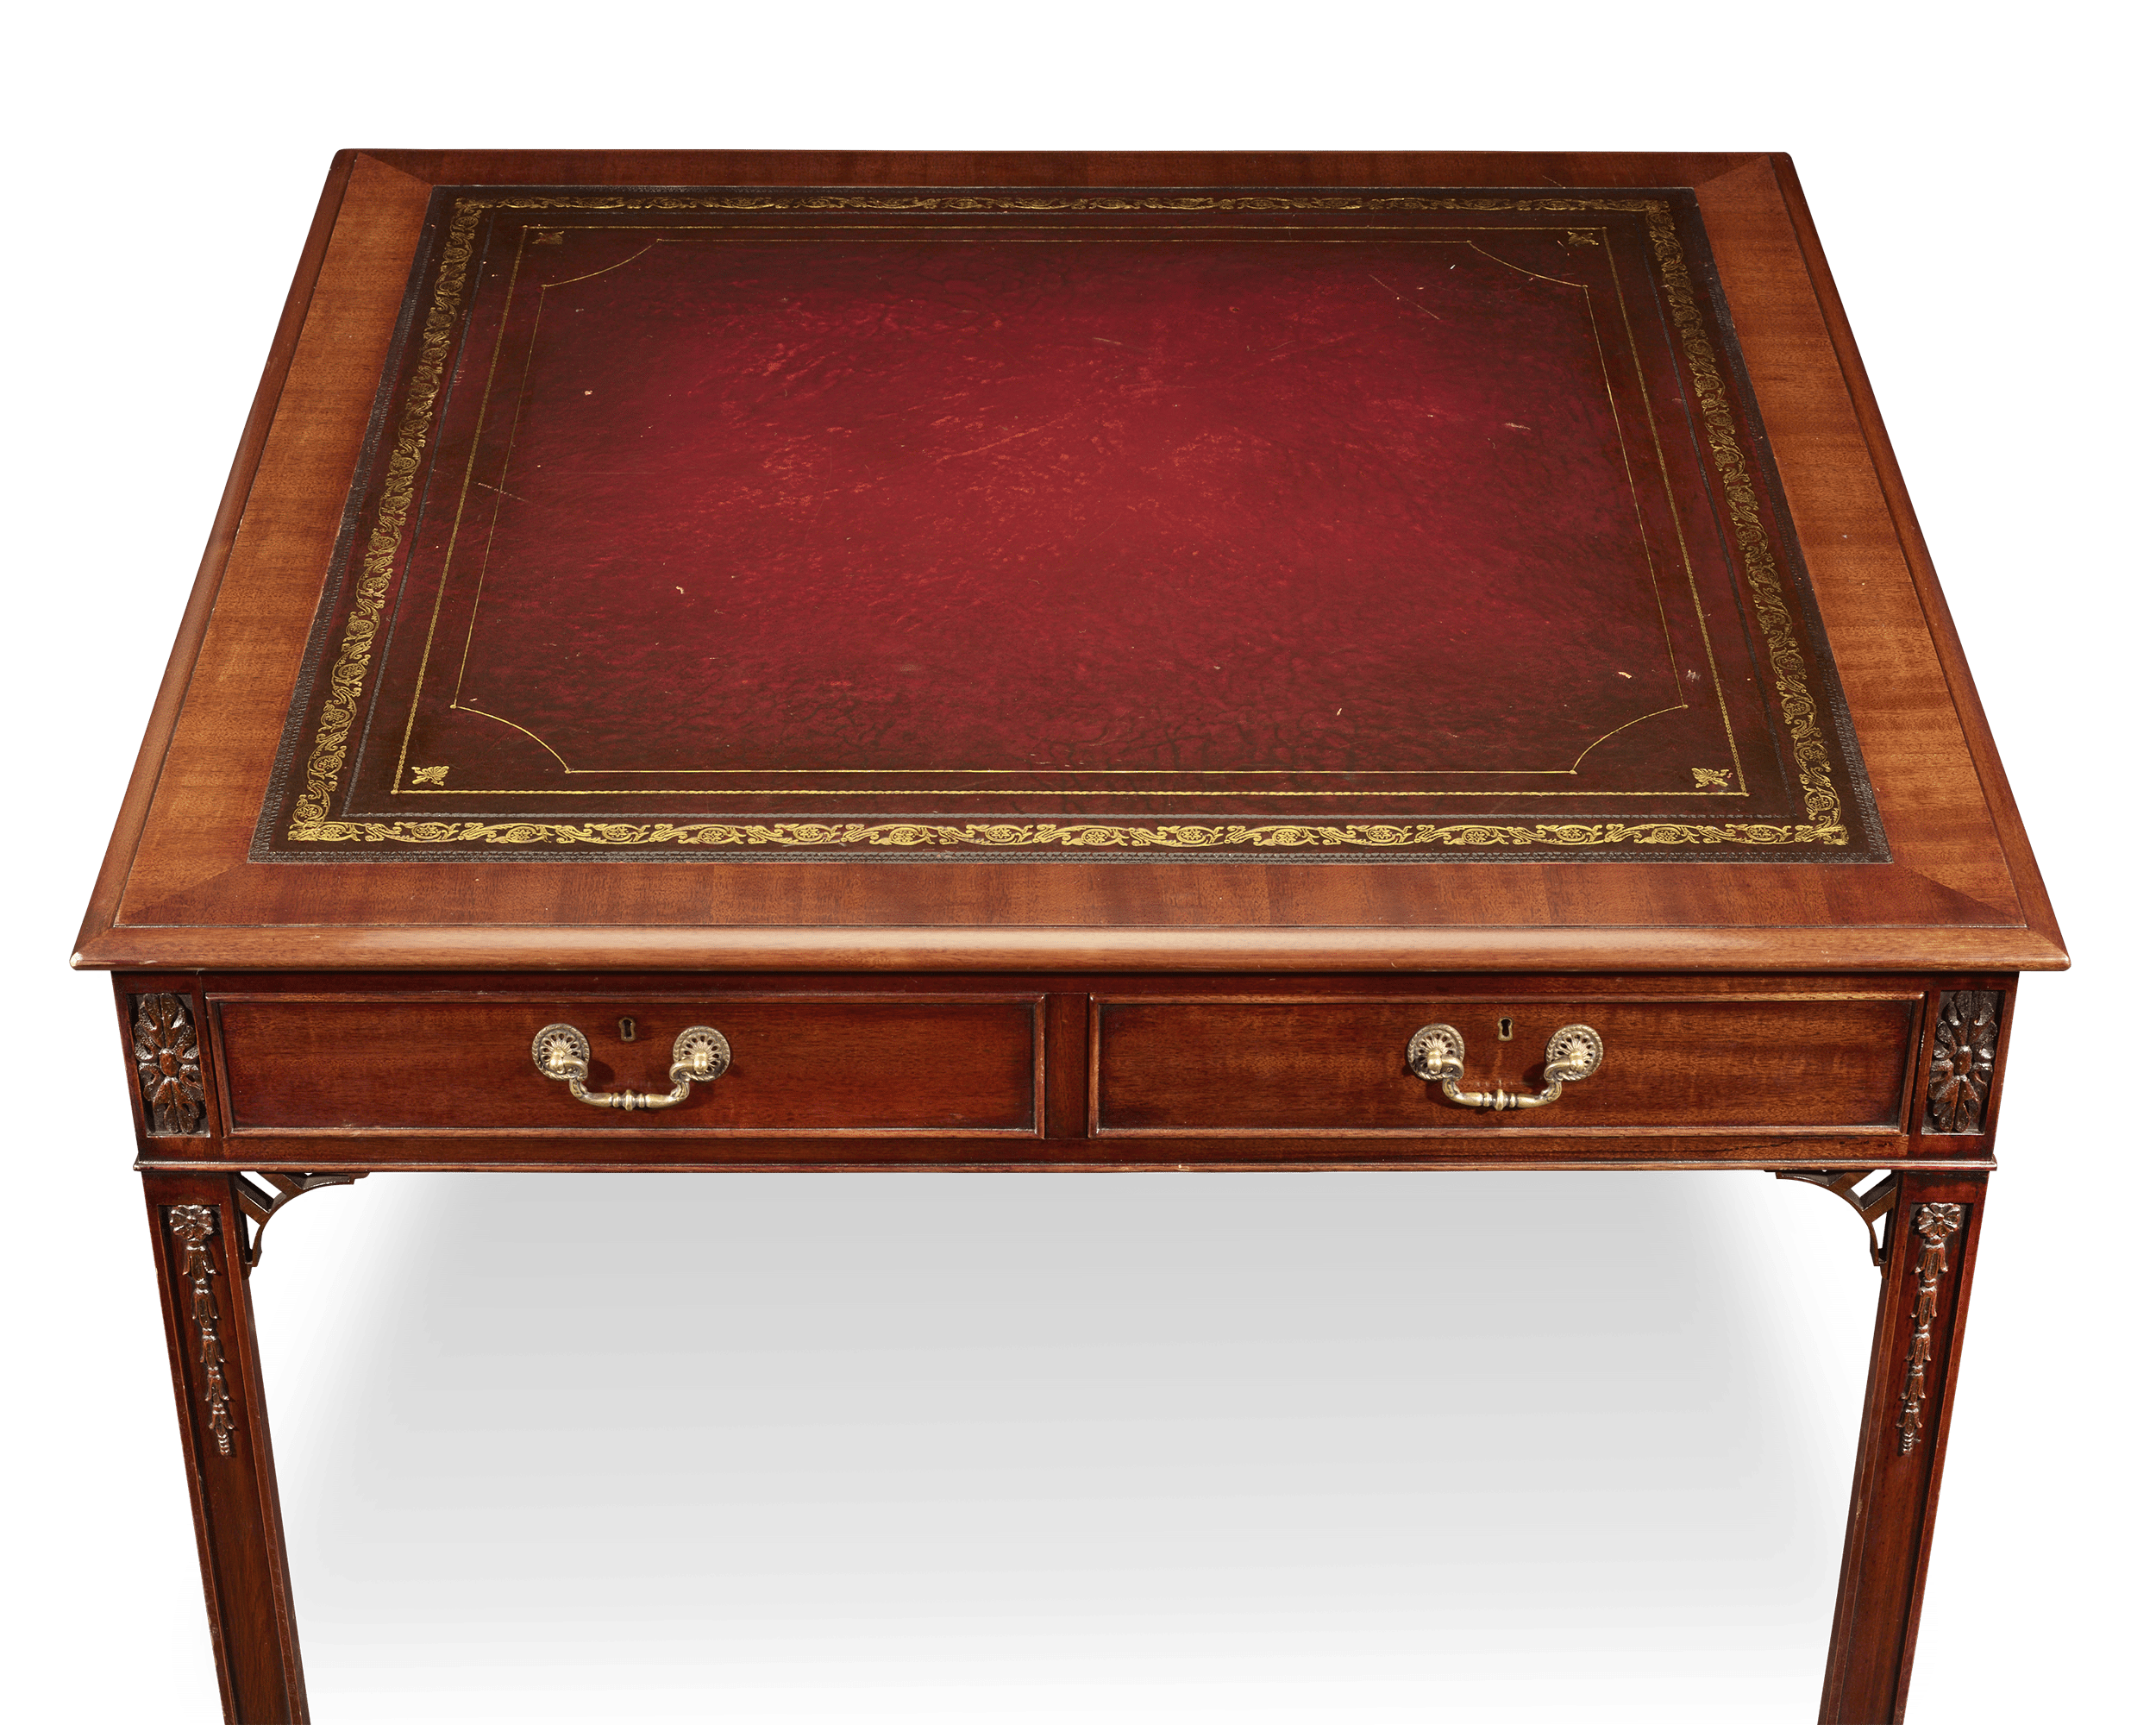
left=1094, top=997, right=1917, bottom=1134
left=214, top=995, right=1041, bottom=1134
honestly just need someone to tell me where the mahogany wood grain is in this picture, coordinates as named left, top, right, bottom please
left=89, top=922, right=2068, bottom=975
left=1094, top=995, right=1919, bottom=1133
left=340, top=149, right=1811, bottom=190
left=77, top=152, right=361, bottom=973
left=1762, top=159, right=2059, bottom=953
left=129, top=970, right=2012, bottom=1024
left=141, top=1170, right=307, bottom=1724
left=210, top=994, right=1042, bottom=1135
left=72, top=151, right=2065, bottom=978
left=1819, top=1168, right=1988, bottom=1724
left=164, top=969, right=2008, bottom=1000
left=1043, top=992, right=1091, bottom=1141
left=109, top=970, right=2009, bottom=1172
left=1689, top=167, right=2020, bottom=919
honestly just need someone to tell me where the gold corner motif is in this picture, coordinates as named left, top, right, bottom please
left=284, top=193, right=1850, bottom=855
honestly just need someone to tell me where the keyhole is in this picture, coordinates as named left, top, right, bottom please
left=618, top=1017, right=637, bottom=1042
left=1497, top=1017, right=1514, bottom=1041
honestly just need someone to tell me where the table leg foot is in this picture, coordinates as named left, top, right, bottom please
left=1818, top=1168, right=1987, bottom=1725
left=145, top=1170, right=310, bottom=1723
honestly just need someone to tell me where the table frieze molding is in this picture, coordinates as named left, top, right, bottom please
left=1927, top=991, right=2002, bottom=1134
left=166, top=1204, right=234, bottom=1458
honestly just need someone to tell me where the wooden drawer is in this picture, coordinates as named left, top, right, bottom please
left=1092, top=996, right=1919, bottom=1135
left=211, top=994, right=1042, bottom=1135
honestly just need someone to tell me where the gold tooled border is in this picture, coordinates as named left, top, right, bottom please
left=288, top=198, right=486, bottom=840
left=285, top=819, right=1841, bottom=850
left=285, top=194, right=1848, bottom=854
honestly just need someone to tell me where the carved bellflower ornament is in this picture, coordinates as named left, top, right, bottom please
left=1926, top=992, right=2000, bottom=1134
left=1897, top=1203, right=1965, bottom=1454
left=132, top=993, right=207, bottom=1135
left=168, top=1205, right=235, bottom=1457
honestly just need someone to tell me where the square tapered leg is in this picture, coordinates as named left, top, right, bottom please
left=144, top=1170, right=309, bottom=1724
left=1820, top=1170, right=1988, bottom=1724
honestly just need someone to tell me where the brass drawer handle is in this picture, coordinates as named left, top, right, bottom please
left=531, top=1023, right=730, bottom=1111
left=1406, top=1022, right=1603, bottom=1112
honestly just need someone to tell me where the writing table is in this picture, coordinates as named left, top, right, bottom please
left=75, top=149, right=2065, bottom=1723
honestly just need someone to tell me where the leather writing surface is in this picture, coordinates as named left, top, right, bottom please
left=257, top=191, right=1881, bottom=862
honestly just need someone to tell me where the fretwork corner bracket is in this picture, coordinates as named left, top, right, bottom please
left=1896, top=1201, right=1965, bottom=1456
left=166, top=1204, right=235, bottom=1458
left=233, top=1170, right=369, bottom=1271
left=131, top=992, right=207, bottom=1136
left=1774, top=1169, right=1900, bottom=1268
left=1927, top=990, right=2002, bottom=1134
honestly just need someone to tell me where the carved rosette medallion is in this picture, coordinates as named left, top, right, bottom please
left=1896, top=1202, right=1965, bottom=1456
left=167, top=1205, right=234, bottom=1457
left=1926, top=991, right=2001, bottom=1134
left=132, top=994, right=207, bottom=1136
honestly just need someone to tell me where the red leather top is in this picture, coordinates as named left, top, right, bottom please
left=260, top=191, right=1877, bottom=861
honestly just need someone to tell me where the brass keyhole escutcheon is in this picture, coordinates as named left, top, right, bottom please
left=619, top=1016, right=638, bottom=1042
left=1497, top=1017, right=1514, bottom=1041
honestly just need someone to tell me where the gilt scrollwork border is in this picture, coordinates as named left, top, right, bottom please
left=280, top=818, right=1846, bottom=851
left=288, top=197, right=486, bottom=843
left=283, top=193, right=1850, bottom=855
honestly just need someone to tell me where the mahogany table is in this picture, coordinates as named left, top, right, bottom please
left=76, top=149, right=2065, bottom=1724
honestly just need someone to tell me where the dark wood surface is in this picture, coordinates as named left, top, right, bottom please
left=213, top=994, right=1044, bottom=1135
left=112, top=969, right=2014, bottom=1177
left=142, top=1170, right=307, bottom=1724
left=1821, top=1170, right=1988, bottom=1724
left=82, top=151, right=2064, bottom=1725
left=1095, top=994, right=1920, bottom=1133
